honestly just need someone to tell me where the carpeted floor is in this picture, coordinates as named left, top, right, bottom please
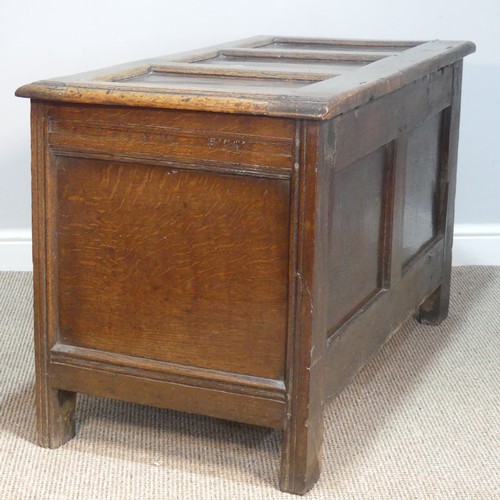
left=0, top=268, right=499, bottom=500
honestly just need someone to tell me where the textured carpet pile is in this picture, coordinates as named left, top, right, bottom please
left=0, top=268, right=499, bottom=499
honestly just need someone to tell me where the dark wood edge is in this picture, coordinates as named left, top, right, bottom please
left=48, top=362, right=286, bottom=429
left=31, top=102, right=51, bottom=441
left=441, top=63, right=462, bottom=260
left=381, top=141, right=397, bottom=289
left=50, top=343, right=286, bottom=401
left=388, top=134, right=408, bottom=284
left=283, top=122, right=301, bottom=400
left=280, top=120, right=328, bottom=493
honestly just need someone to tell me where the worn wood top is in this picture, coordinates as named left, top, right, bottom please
left=16, top=36, right=475, bottom=119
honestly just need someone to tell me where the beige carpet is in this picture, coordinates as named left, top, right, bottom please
left=0, top=268, right=499, bottom=499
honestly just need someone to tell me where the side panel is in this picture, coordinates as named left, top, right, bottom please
left=324, top=63, right=461, bottom=399
left=327, top=146, right=390, bottom=332
left=401, top=111, right=445, bottom=268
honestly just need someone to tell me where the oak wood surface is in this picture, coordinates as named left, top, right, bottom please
left=31, top=102, right=76, bottom=448
left=401, top=111, right=443, bottom=267
left=50, top=362, right=286, bottom=429
left=55, top=156, right=290, bottom=380
left=19, top=35, right=474, bottom=495
left=280, top=122, right=328, bottom=494
left=16, top=37, right=474, bottom=120
left=47, top=103, right=295, bottom=175
left=326, top=146, right=388, bottom=333
left=330, top=64, right=453, bottom=170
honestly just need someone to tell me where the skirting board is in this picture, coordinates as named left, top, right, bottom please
left=452, top=224, right=500, bottom=266
left=0, top=229, right=33, bottom=271
left=0, top=225, right=499, bottom=271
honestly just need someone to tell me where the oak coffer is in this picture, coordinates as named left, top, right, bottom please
left=16, top=36, right=475, bottom=494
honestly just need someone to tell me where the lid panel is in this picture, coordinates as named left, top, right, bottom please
left=15, top=36, right=476, bottom=119
left=118, top=70, right=319, bottom=92
left=198, top=55, right=366, bottom=74
left=197, top=54, right=368, bottom=70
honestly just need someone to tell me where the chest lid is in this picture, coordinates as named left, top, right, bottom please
left=16, top=35, right=474, bottom=120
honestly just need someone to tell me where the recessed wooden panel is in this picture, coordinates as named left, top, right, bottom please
left=119, top=71, right=315, bottom=90
left=55, top=157, right=290, bottom=380
left=199, top=55, right=367, bottom=74
left=402, top=112, right=443, bottom=267
left=327, top=146, right=389, bottom=334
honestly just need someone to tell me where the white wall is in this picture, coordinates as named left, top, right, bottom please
left=1, top=0, right=498, bottom=269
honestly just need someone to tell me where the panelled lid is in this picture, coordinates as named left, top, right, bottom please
left=16, top=35, right=475, bottom=120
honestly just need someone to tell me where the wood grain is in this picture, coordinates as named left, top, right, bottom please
left=55, top=157, right=290, bottom=380
left=47, top=103, right=295, bottom=175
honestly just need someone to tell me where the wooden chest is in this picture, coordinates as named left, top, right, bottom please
left=16, top=36, right=474, bottom=494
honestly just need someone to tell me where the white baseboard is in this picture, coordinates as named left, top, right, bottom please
left=0, top=225, right=499, bottom=271
left=0, top=229, right=33, bottom=271
left=452, top=224, right=500, bottom=266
